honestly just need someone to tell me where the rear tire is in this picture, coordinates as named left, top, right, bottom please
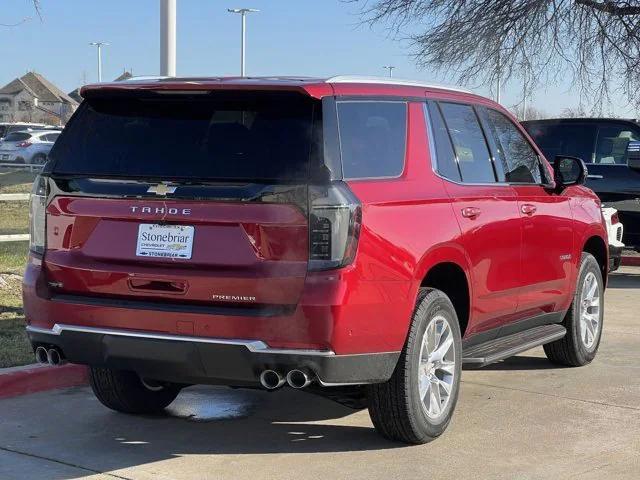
left=544, top=253, right=604, bottom=367
left=367, top=288, right=462, bottom=444
left=89, top=367, right=181, bottom=414
left=32, top=154, right=47, bottom=165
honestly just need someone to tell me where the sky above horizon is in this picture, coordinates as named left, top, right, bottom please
left=0, top=0, right=635, bottom=117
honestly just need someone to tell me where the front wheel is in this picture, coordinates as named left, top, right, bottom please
left=89, top=367, right=182, bottom=414
left=367, top=288, right=462, bottom=444
left=544, top=252, right=604, bottom=366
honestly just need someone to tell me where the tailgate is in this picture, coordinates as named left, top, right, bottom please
left=44, top=195, right=309, bottom=308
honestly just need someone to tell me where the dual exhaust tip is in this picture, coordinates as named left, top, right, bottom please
left=35, top=346, right=65, bottom=366
left=260, top=369, right=312, bottom=390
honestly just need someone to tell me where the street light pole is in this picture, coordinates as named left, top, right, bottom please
left=228, top=8, right=259, bottom=77
left=383, top=66, right=395, bottom=78
left=89, top=42, right=109, bottom=82
left=160, top=0, right=177, bottom=77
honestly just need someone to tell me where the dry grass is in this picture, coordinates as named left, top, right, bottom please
left=0, top=170, right=37, bottom=194
left=0, top=241, right=32, bottom=368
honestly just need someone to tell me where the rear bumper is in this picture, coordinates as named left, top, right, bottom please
left=609, top=244, right=623, bottom=271
left=26, top=324, right=400, bottom=387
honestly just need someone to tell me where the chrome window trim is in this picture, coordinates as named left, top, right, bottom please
left=26, top=324, right=336, bottom=357
left=325, top=75, right=472, bottom=94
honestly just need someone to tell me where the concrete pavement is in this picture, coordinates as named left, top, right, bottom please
left=1, top=267, right=639, bottom=480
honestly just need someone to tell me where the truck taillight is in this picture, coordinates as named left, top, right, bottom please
left=29, top=175, right=47, bottom=255
left=611, top=212, right=619, bottom=225
left=308, top=182, right=361, bottom=271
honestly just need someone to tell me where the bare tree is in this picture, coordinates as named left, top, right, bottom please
left=511, top=104, right=548, bottom=121
left=1, top=0, right=41, bottom=27
left=351, top=1, right=640, bottom=110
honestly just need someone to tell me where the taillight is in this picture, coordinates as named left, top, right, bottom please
left=28, top=175, right=47, bottom=255
left=611, top=212, right=619, bottom=225
left=308, top=182, right=361, bottom=271
left=17, top=141, right=32, bottom=148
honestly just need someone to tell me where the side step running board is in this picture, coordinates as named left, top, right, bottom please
left=462, top=324, right=567, bottom=368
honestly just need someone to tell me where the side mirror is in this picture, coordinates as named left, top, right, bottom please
left=553, top=156, right=587, bottom=189
left=627, top=141, right=640, bottom=171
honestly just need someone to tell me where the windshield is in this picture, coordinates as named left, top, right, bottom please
left=50, top=92, right=320, bottom=182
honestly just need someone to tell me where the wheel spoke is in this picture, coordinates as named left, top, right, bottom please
left=430, top=381, right=442, bottom=416
left=430, top=335, right=453, bottom=363
left=437, top=360, right=456, bottom=376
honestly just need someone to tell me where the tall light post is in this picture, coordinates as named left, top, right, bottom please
left=89, top=42, right=109, bottom=82
left=160, top=0, right=177, bottom=77
left=383, top=66, right=395, bottom=78
left=227, top=8, right=259, bottom=77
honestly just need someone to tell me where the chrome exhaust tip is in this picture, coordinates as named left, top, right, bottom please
left=35, top=346, right=48, bottom=365
left=259, top=370, right=285, bottom=390
left=286, top=369, right=312, bottom=389
left=46, top=348, right=65, bottom=366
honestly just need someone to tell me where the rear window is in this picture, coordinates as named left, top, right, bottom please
left=4, top=132, right=31, bottom=142
left=337, top=101, right=407, bottom=179
left=50, top=93, right=319, bottom=181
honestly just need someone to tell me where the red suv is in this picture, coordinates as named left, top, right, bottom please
left=24, top=76, right=607, bottom=444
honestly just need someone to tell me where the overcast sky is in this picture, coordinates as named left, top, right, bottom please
left=0, top=0, right=634, bottom=117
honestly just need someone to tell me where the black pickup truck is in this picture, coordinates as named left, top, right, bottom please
left=523, top=118, right=640, bottom=251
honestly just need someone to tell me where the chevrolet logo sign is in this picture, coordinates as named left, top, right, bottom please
left=147, top=184, right=177, bottom=196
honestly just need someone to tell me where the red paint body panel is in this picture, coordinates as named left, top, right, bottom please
left=23, top=78, right=608, bottom=360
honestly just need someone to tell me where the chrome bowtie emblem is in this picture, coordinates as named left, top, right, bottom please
left=147, top=183, right=177, bottom=196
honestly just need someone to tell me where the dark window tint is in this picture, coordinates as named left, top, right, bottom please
left=594, top=124, right=640, bottom=165
left=4, top=132, right=31, bottom=142
left=0, top=126, right=7, bottom=137
left=524, top=123, right=597, bottom=164
left=485, top=109, right=541, bottom=183
left=439, top=102, right=495, bottom=183
left=426, top=102, right=460, bottom=181
left=337, top=101, right=406, bottom=178
left=45, top=133, right=60, bottom=142
left=51, top=93, right=318, bottom=181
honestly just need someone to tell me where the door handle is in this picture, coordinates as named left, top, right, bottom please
left=461, top=207, right=481, bottom=219
left=521, top=204, right=537, bottom=215
left=587, top=174, right=604, bottom=180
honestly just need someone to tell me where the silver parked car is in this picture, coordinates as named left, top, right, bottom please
left=0, top=130, right=60, bottom=164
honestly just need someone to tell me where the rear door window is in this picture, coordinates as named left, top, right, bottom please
left=439, top=102, right=496, bottom=183
left=336, top=101, right=407, bottom=179
left=594, top=123, right=640, bottom=165
left=484, top=109, right=542, bottom=183
left=524, top=123, right=597, bottom=164
left=3, top=132, right=31, bottom=142
left=50, top=93, right=319, bottom=182
left=426, top=101, right=461, bottom=181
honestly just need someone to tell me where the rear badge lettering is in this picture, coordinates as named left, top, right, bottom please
left=130, top=206, right=192, bottom=216
left=212, top=294, right=257, bottom=303
left=560, top=254, right=572, bottom=261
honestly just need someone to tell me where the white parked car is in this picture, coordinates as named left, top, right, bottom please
left=602, top=207, right=624, bottom=271
left=0, top=130, right=60, bottom=165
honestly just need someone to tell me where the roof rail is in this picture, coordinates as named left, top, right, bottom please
left=325, top=75, right=472, bottom=94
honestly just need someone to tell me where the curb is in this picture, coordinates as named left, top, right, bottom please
left=621, top=256, right=640, bottom=267
left=0, top=363, right=88, bottom=400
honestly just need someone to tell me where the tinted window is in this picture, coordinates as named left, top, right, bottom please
left=426, top=102, right=461, bottom=181
left=51, top=93, right=318, bottom=181
left=4, top=132, right=31, bottom=142
left=485, top=109, right=541, bottom=183
left=524, top=123, right=597, bottom=164
left=595, top=124, right=640, bottom=165
left=45, top=133, right=60, bottom=142
left=439, top=102, right=495, bottom=183
left=337, top=101, right=406, bottom=178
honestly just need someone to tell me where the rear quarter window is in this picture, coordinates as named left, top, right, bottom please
left=336, top=101, right=407, bottom=179
left=3, top=132, right=31, bottom=142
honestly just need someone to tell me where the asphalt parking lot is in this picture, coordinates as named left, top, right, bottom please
left=1, top=267, right=639, bottom=480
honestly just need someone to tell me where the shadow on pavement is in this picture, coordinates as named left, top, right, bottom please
left=0, top=385, right=401, bottom=479
left=608, top=270, right=640, bottom=289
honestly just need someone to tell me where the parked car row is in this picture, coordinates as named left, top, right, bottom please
left=0, top=123, right=62, bottom=165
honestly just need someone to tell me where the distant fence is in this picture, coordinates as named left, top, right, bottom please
left=0, top=163, right=44, bottom=172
